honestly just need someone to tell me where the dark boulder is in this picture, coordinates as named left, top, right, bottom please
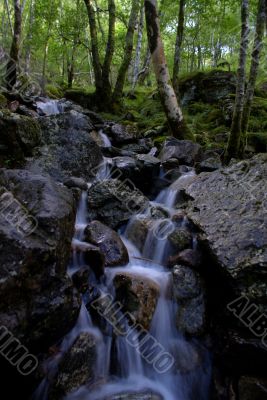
left=160, top=139, right=202, bottom=166
left=113, top=272, right=160, bottom=330
left=48, top=332, right=97, bottom=400
left=0, top=111, right=41, bottom=167
left=84, top=221, right=129, bottom=267
left=110, top=123, right=139, bottom=145
left=172, top=265, right=206, bottom=336
left=0, top=169, right=80, bottom=350
left=87, top=179, right=149, bottom=229
left=28, top=110, right=103, bottom=182
left=179, top=70, right=236, bottom=106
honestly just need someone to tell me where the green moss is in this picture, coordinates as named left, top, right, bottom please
left=0, top=94, right=7, bottom=109
left=45, top=84, right=64, bottom=99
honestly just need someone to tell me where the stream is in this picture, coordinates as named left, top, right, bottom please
left=34, top=101, right=211, bottom=400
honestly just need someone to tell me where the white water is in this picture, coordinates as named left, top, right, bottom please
left=36, top=162, right=211, bottom=400
left=36, top=99, right=65, bottom=115
left=99, top=130, right=112, bottom=148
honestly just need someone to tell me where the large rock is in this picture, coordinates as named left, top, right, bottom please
left=111, top=154, right=161, bottom=194
left=28, top=110, right=103, bottom=182
left=113, top=273, right=160, bottom=330
left=185, top=154, right=267, bottom=296
left=160, top=139, right=202, bottom=166
left=84, top=221, right=129, bottom=267
left=0, top=111, right=41, bottom=167
left=48, top=332, right=97, bottom=400
left=110, top=123, right=139, bottom=145
left=184, top=154, right=267, bottom=371
left=87, top=179, right=149, bottom=229
left=179, top=70, right=236, bottom=106
left=168, top=228, right=192, bottom=252
left=0, top=169, right=80, bottom=349
left=172, top=265, right=206, bottom=336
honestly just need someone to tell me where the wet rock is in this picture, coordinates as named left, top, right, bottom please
left=111, top=154, right=160, bottom=195
left=64, top=176, right=88, bottom=191
left=0, top=111, right=41, bottom=166
left=196, top=156, right=222, bottom=173
left=112, top=156, right=138, bottom=180
left=168, top=248, right=202, bottom=269
left=160, top=139, right=202, bottom=166
left=0, top=169, right=80, bottom=349
left=162, top=158, right=180, bottom=171
left=121, top=142, right=151, bottom=155
left=110, top=123, right=139, bottom=145
left=18, top=105, right=39, bottom=118
left=28, top=110, right=103, bottom=182
left=87, top=179, right=149, bottom=229
left=172, top=265, right=202, bottom=300
left=125, top=217, right=151, bottom=253
left=72, top=266, right=91, bottom=294
left=84, top=221, right=129, bottom=267
left=185, top=154, right=267, bottom=303
left=168, top=228, right=192, bottom=252
left=238, top=376, right=267, bottom=400
left=173, top=265, right=206, bottom=336
left=135, top=154, right=161, bottom=188
left=48, top=332, right=97, bottom=400
left=113, top=272, right=160, bottom=330
left=72, top=241, right=105, bottom=279
left=185, top=154, right=267, bottom=368
left=196, top=150, right=222, bottom=173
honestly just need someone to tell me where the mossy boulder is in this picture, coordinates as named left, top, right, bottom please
left=65, top=89, right=96, bottom=110
left=0, top=111, right=41, bottom=167
left=179, top=70, right=236, bottom=105
left=45, top=84, right=64, bottom=99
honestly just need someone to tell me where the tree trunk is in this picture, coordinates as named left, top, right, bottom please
left=25, top=0, right=35, bottom=75
left=94, top=0, right=105, bottom=41
left=241, top=0, right=265, bottom=146
left=6, top=0, right=22, bottom=90
left=173, top=0, right=185, bottom=94
left=84, top=0, right=103, bottom=94
left=144, top=0, right=188, bottom=139
left=112, top=0, right=140, bottom=103
left=225, top=0, right=250, bottom=163
left=131, top=4, right=145, bottom=94
left=101, top=0, right=116, bottom=105
left=138, top=44, right=151, bottom=85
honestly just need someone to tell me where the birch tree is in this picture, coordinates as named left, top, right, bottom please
left=144, top=0, right=188, bottom=139
left=131, top=3, right=145, bottom=94
left=240, top=0, right=266, bottom=148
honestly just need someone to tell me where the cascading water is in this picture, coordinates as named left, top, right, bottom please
left=36, top=152, right=211, bottom=400
left=36, top=99, right=65, bottom=115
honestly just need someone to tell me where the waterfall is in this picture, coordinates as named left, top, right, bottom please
left=36, top=163, right=211, bottom=400
left=36, top=100, right=65, bottom=115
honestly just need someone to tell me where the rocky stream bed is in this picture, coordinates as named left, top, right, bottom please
left=0, top=98, right=266, bottom=400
